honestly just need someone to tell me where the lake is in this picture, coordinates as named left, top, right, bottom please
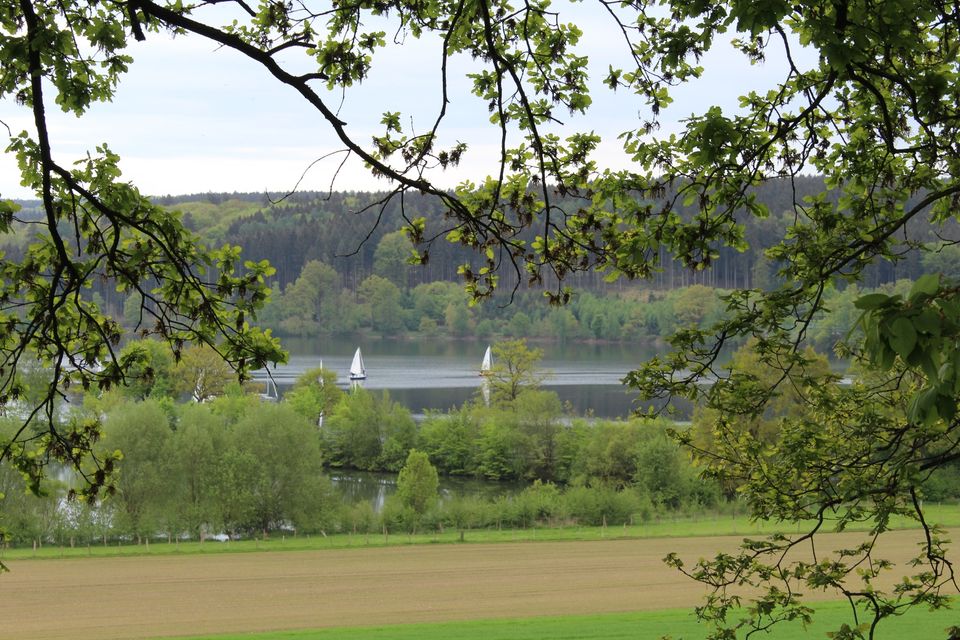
left=329, top=469, right=527, bottom=512
left=253, top=337, right=674, bottom=419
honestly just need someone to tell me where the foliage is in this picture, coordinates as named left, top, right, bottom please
left=689, top=341, right=833, bottom=460
left=95, top=396, right=334, bottom=538
left=321, top=389, right=416, bottom=471
left=0, top=0, right=287, bottom=502
left=98, top=400, right=174, bottom=540
left=0, top=385, right=743, bottom=546
left=115, top=338, right=177, bottom=401
left=416, top=410, right=478, bottom=476
left=275, top=261, right=340, bottom=336
left=0, top=418, right=63, bottom=547
left=488, top=339, right=547, bottom=403
left=255, top=250, right=928, bottom=347
left=283, top=366, right=343, bottom=427
left=5, top=0, right=960, bottom=634
left=396, top=450, right=439, bottom=517
left=167, top=403, right=225, bottom=539
left=510, top=390, right=564, bottom=481
left=559, top=485, right=650, bottom=527
left=230, top=404, right=331, bottom=533
left=358, top=275, right=405, bottom=336
left=173, top=344, right=236, bottom=403
left=373, top=231, right=415, bottom=289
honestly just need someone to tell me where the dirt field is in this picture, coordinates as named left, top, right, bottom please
left=1, top=529, right=954, bottom=640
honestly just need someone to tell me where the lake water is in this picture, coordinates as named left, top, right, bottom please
left=330, top=469, right=526, bottom=511
left=253, top=337, right=673, bottom=419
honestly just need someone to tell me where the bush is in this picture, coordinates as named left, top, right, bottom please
left=560, top=485, right=650, bottom=526
left=511, top=481, right=562, bottom=526
left=379, top=496, right=418, bottom=533
left=343, top=502, right=378, bottom=535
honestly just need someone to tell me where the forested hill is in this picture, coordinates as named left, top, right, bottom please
left=9, top=178, right=960, bottom=342
left=133, top=177, right=951, bottom=295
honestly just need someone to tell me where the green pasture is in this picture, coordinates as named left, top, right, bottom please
left=166, top=601, right=958, bottom=640
left=5, top=503, right=960, bottom=562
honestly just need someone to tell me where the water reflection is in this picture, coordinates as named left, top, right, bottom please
left=329, top=469, right=526, bottom=512
left=255, top=337, right=662, bottom=419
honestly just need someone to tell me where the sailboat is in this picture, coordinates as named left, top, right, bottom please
left=259, top=377, right=278, bottom=402
left=479, top=345, right=493, bottom=376
left=479, top=345, right=492, bottom=406
left=349, top=347, right=367, bottom=381
left=317, top=361, right=325, bottom=427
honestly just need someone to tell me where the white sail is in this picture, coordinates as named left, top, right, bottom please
left=194, top=371, right=206, bottom=402
left=480, top=345, right=493, bottom=376
left=259, top=378, right=278, bottom=402
left=349, top=347, right=366, bottom=380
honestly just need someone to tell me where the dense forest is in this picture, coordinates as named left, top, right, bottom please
left=14, top=177, right=959, bottom=347
left=166, top=178, right=954, bottom=291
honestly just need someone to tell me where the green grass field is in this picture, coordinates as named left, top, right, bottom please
left=168, top=601, right=958, bottom=640
left=5, top=522, right=955, bottom=640
left=6, top=503, right=960, bottom=562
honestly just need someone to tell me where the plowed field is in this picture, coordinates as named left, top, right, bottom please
left=1, top=529, right=952, bottom=640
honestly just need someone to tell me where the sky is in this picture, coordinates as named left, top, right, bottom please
left=0, top=4, right=808, bottom=200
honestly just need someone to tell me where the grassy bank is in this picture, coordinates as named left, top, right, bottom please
left=5, top=503, right=960, bottom=562
left=167, top=601, right=957, bottom=640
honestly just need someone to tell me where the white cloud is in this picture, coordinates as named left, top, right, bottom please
left=1, top=3, right=815, bottom=200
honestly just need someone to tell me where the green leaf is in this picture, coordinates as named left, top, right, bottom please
left=853, top=293, right=891, bottom=310
left=937, top=394, right=956, bottom=422
left=887, top=316, right=917, bottom=358
left=919, top=351, right=941, bottom=384
left=909, top=273, right=940, bottom=301
left=913, top=308, right=941, bottom=336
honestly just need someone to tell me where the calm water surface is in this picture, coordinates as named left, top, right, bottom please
left=255, top=337, right=666, bottom=418
left=330, top=469, right=526, bottom=511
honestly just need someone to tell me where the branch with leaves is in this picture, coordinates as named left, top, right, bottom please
left=3, top=0, right=960, bottom=635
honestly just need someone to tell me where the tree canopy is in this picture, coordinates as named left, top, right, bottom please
left=396, top=449, right=440, bottom=517
left=3, top=0, right=960, bottom=636
left=488, top=339, right=547, bottom=403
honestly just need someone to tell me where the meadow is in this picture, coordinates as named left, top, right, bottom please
left=5, top=503, right=960, bottom=562
left=3, top=527, right=954, bottom=640
left=173, top=604, right=959, bottom=640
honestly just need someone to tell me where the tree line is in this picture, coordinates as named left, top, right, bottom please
left=257, top=266, right=734, bottom=342
left=0, top=390, right=718, bottom=547
left=4, top=338, right=959, bottom=549
left=203, top=181, right=956, bottom=295
left=9, top=180, right=958, bottom=336
left=0, top=341, right=723, bottom=546
left=248, top=257, right=960, bottom=352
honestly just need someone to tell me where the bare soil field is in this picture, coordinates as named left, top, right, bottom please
left=1, top=529, right=953, bottom=640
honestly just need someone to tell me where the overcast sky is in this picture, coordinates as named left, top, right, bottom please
left=0, top=5, right=808, bottom=200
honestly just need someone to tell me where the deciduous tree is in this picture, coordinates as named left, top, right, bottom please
left=5, top=0, right=960, bottom=635
left=322, top=389, right=415, bottom=471
left=174, top=344, right=235, bottom=403
left=98, top=400, right=173, bottom=543
left=284, top=366, right=343, bottom=426
left=373, top=231, right=414, bottom=289
left=116, top=338, right=177, bottom=401
left=489, top=339, right=547, bottom=403
left=396, top=449, right=439, bottom=518
left=278, top=261, right=340, bottom=335
left=358, top=275, right=405, bottom=336
left=230, top=403, right=331, bottom=534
